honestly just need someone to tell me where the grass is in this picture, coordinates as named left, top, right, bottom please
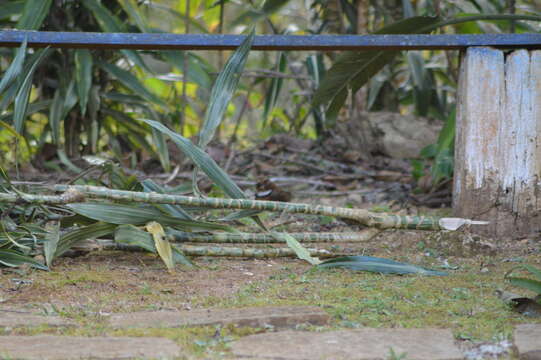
left=1, top=238, right=540, bottom=359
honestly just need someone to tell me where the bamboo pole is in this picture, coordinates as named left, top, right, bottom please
left=93, top=240, right=336, bottom=258
left=168, top=229, right=381, bottom=243
left=0, top=185, right=488, bottom=231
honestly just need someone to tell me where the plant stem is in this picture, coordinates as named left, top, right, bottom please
left=168, top=229, right=381, bottom=243
left=0, top=184, right=480, bottom=230
left=94, top=239, right=335, bottom=258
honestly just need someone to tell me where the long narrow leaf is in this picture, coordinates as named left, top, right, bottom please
left=75, top=49, right=93, bottom=115
left=115, top=224, right=193, bottom=266
left=13, top=48, right=52, bottom=133
left=231, top=0, right=291, bottom=27
left=49, top=88, right=64, bottom=144
left=16, top=0, right=52, bottom=30
left=317, top=255, right=448, bottom=276
left=146, top=221, right=175, bottom=271
left=198, top=30, right=254, bottom=149
left=115, top=224, right=155, bottom=252
left=0, top=1, right=25, bottom=20
left=99, top=62, right=166, bottom=108
left=142, top=119, right=245, bottom=199
left=312, top=16, right=440, bottom=120
left=43, top=221, right=60, bottom=268
left=0, top=249, right=48, bottom=270
left=0, top=39, right=27, bottom=95
left=160, top=51, right=212, bottom=91
left=151, top=127, right=171, bottom=172
left=119, top=0, right=150, bottom=32
left=272, top=232, right=321, bottom=265
left=82, top=0, right=149, bottom=71
left=263, top=52, right=286, bottom=126
left=66, top=203, right=231, bottom=231
left=141, top=179, right=193, bottom=220
left=56, top=222, right=117, bottom=257
left=507, top=277, right=541, bottom=295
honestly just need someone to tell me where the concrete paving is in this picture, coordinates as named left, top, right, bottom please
left=109, top=305, right=330, bottom=329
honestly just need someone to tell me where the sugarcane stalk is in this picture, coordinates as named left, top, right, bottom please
left=168, top=229, right=381, bottom=243
left=92, top=239, right=336, bottom=258
left=1, top=185, right=488, bottom=231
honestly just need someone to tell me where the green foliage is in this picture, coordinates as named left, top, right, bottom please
left=115, top=224, right=193, bottom=267
left=313, top=16, right=441, bottom=122
left=317, top=255, right=448, bottom=276
left=506, top=265, right=541, bottom=297
left=412, top=109, right=456, bottom=185
left=199, top=31, right=255, bottom=149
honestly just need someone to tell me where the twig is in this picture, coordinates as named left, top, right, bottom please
left=164, top=165, right=180, bottom=185
left=296, top=189, right=382, bottom=197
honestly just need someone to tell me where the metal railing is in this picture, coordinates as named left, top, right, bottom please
left=1, top=30, right=540, bottom=51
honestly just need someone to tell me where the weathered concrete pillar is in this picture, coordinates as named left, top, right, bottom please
left=453, top=47, right=541, bottom=240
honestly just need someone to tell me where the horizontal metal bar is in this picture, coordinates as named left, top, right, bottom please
left=0, top=30, right=541, bottom=51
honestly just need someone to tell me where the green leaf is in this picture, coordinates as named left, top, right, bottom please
left=521, top=265, right=541, bottom=282
left=0, top=1, right=25, bottom=20
left=141, top=179, right=193, bottom=220
left=115, top=224, right=193, bottom=266
left=263, top=52, right=287, bottom=126
left=115, top=224, right=155, bottom=252
left=0, top=39, right=27, bottom=95
left=83, top=0, right=149, bottom=71
left=75, top=49, right=93, bottom=116
left=99, top=62, right=166, bottom=108
left=142, top=120, right=246, bottom=199
left=272, top=232, right=321, bottom=265
left=0, top=249, right=48, bottom=270
left=507, top=277, right=541, bottom=295
left=43, top=221, right=60, bottom=269
left=312, top=16, right=441, bottom=120
left=160, top=51, right=212, bottom=91
left=119, top=0, right=150, bottom=32
left=316, top=255, right=448, bottom=276
left=16, top=0, right=52, bottom=30
left=145, top=3, right=209, bottom=33
left=49, top=88, right=64, bottom=144
left=199, top=30, right=254, bottom=149
left=151, top=127, right=171, bottom=172
left=417, top=14, right=541, bottom=33
left=56, top=222, right=117, bottom=257
left=49, top=79, right=77, bottom=141
left=146, top=221, right=175, bottom=271
left=63, top=79, right=78, bottom=117
left=508, top=264, right=541, bottom=282
left=231, top=0, right=291, bottom=26
left=13, top=48, right=52, bottom=133
left=66, top=203, right=231, bottom=231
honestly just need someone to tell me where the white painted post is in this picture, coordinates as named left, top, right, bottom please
left=453, top=47, right=541, bottom=239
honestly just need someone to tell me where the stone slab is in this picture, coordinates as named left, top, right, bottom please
left=109, top=306, right=329, bottom=329
left=515, top=324, right=541, bottom=360
left=0, top=335, right=181, bottom=359
left=231, top=328, right=463, bottom=360
left=0, top=311, right=75, bottom=328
